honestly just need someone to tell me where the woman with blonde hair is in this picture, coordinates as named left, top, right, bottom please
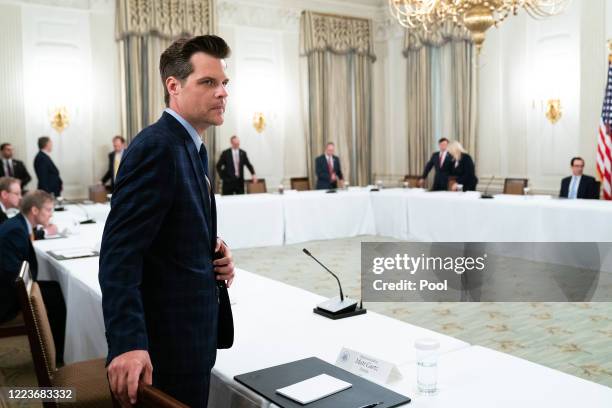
left=448, top=141, right=478, bottom=191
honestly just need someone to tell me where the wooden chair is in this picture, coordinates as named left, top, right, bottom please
left=15, top=261, right=112, bottom=408
left=403, top=175, right=423, bottom=188
left=88, top=184, right=107, bottom=203
left=447, top=176, right=458, bottom=191
left=503, top=178, right=528, bottom=195
left=0, top=312, right=26, bottom=339
left=246, top=178, right=267, bottom=194
left=110, top=381, right=189, bottom=408
left=290, top=177, right=310, bottom=191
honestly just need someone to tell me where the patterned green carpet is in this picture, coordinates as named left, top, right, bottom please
left=232, top=235, right=612, bottom=388
left=1, top=235, right=610, bottom=408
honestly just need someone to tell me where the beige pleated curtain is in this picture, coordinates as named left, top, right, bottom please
left=116, top=0, right=217, bottom=159
left=300, top=11, right=375, bottom=187
left=403, top=22, right=477, bottom=176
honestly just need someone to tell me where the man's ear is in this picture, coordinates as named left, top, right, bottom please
left=166, top=76, right=181, bottom=99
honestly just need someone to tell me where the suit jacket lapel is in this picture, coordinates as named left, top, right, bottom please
left=184, top=139, right=213, bottom=236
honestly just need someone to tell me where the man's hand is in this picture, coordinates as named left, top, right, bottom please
left=107, top=350, right=152, bottom=407
left=214, top=238, right=235, bottom=287
left=45, top=224, right=58, bottom=236
left=252, top=175, right=258, bottom=184
left=418, top=178, right=425, bottom=187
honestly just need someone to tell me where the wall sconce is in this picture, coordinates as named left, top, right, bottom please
left=50, top=106, right=70, bottom=134
left=252, top=112, right=266, bottom=133
left=545, top=99, right=562, bottom=124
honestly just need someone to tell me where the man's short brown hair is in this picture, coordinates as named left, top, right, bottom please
left=38, top=136, right=51, bottom=150
left=112, top=135, right=125, bottom=144
left=160, top=35, right=231, bottom=106
left=20, top=190, right=53, bottom=215
left=0, top=177, right=19, bottom=193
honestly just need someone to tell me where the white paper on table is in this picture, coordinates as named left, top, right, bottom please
left=52, top=248, right=97, bottom=258
left=275, top=374, right=351, bottom=404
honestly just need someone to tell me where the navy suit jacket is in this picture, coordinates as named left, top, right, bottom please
left=0, top=214, right=37, bottom=323
left=216, top=148, right=255, bottom=182
left=99, top=112, right=218, bottom=375
left=315, top=155, right=343, bottom=189
left=101, top=151, right=120, bottom=191
left=0, top=159, right=32, bottom=189
left=559, top=175, right=599, bottom=199
left=34, top=151, right=62, bottom=196
left=451, top=153, right=478, bottom=191
left=422, top=151, right=454, bottom=191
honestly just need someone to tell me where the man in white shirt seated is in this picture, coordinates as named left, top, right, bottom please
left=559, top=157, right=599, bottom=200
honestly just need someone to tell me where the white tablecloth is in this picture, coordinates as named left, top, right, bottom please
left=282, top=190, right=376, bottom=244
left=215, top=194, right=284, bottom=249
left=394, top=346, right=612, bottom=407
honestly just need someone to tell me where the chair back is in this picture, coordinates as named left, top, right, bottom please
left=290, top=177, right=310, bottom=191
left=15, top=262, right=55, bottom=388
left=89, top=184, right=107, bottom=203
left=246, top=179, right=267, bottom=194
left=504, top=178, right=528, bottom=195
left=403, top=175, right=422, bottom=188
left=116, top=382, right=189, bottom=408
left=447, top=176, right=458, bottom=191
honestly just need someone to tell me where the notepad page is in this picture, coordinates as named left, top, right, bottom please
left=276, top=374, right=352, bottom=404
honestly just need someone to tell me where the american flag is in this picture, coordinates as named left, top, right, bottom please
left=597, top=55, right=612, bottom=200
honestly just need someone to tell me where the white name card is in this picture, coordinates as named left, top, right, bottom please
left=335, top=347, right=402, bottom=384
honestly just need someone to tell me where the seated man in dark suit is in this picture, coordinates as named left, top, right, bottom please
left=559, top=157, right=599, bottom=199
left=315, top=142, right=344, bottom=189
left=0, top=143, right=32, bottom=190
left=34, top=136, right=62, bottom=197
left=0, top=190, right=65, bottom=363
left=0, top=177, right=22, bottom=225
left=101, top=135, right=126, bottom=192
left=419, top=137, right=453, bottom=191
left=216, top=135, right=257, bottom=195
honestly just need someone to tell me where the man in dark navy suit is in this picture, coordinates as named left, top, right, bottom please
left=0, top=190, right=66, bottom=363
left=419, top=137, right=453, bottom=191
left=0, top=177, right=22, bottom=225
left=315, top=142, right=344, bottom=189
left=559, top=157, right=599, bottom=199
left=34, top=136, right=62, bottom=197
left=99, top=36, right=235, bottom=408
left=100, top=135, right=126, bottom=192
left=0, top=143, right=32, bottom=189
left=216, top=135, right=257, bottom=195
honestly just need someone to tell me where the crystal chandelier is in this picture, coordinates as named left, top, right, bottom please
left=389, top=0, right=570, bottom=50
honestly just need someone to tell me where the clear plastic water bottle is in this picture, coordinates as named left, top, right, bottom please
left=415, top=338, right=440, bottom=395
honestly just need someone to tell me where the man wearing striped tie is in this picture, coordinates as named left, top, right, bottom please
left=559, top=157, right=599, bottom=200
left=101, top=135, right=126, bottom=192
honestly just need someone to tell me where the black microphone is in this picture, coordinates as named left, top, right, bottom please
left=303, top=248, right=344, bottom=301
left=481, top=175, right=495, bottom=199
left=76, top=204, right=96, bottom=224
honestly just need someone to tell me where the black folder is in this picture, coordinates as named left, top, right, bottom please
left=234, top=357, right=411, bottom=408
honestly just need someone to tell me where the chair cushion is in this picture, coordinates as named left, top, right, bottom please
left=0, top=312, right=24, bottom=328
left=53, top=358, right=112, bottom=407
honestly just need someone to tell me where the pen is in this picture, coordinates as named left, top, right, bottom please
left=355, top=402, right=383, bottom=408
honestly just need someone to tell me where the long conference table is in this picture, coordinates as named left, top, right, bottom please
left=32, top=189, right=612, bottom=407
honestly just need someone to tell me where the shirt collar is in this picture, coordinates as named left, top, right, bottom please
left=22, top=213, right=33, bottom=234
left=164, top=108, right=203, bottom=151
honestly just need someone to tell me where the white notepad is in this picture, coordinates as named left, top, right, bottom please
left=276, top=374, right=352, bottom=404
